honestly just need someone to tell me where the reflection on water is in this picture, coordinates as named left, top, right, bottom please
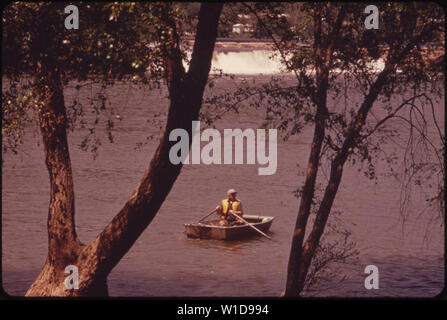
left=1, top=51, right=444, bottom=297
left=185, top=234, right=268, bottom=252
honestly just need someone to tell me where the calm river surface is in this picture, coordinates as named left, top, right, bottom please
left=2, top=50, right=444, bottom=297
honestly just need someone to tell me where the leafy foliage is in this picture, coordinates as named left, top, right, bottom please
left=205, top=2, right=445, bottom=216
left=2, top=2, right=182, bottom=154
left=198, top=2, right=444, bottom=295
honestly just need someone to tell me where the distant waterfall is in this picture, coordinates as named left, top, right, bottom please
left=183, top=49, right=386, bottom=75
left=210, top=50, right=284, bottom=75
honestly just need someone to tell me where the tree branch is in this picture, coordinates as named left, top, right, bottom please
left=362, top=93, right=427, bottom=139
left=82, top=3, right=223, bottom=280
left=293, top=19, right=444, bottom=293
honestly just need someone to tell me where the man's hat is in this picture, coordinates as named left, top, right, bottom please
left=227, top=188, right=237, bottom=195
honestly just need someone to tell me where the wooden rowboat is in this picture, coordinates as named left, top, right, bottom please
left=184, top=215, right=274, bottom=240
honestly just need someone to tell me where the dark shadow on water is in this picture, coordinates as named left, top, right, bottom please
left=183, top=231, right=276, bottom=252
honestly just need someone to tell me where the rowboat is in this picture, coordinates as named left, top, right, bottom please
left=184, top=215, right=274, bottom=240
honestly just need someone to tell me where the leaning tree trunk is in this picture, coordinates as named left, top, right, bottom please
left=284, top=6, right=343, bottom=297
left=26, top=3, right=223, bottom=296
left=285, top=66, right=393, bottom=296
left=284, top=16, right=428, bottom=295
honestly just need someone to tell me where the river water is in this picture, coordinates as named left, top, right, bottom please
left=2, top=50, right=444, bottom=297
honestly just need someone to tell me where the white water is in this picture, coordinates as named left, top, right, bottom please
left=211, top=50, right=285, bottom=75
left=185, top=49, right=386, bottom=75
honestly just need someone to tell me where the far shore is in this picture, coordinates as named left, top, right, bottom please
left=183, top=37, right=311, bottom=52
left=183, top=37, right=444, bottom=55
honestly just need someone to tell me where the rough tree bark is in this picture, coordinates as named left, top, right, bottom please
left=26, top=3, right=223, bottom=296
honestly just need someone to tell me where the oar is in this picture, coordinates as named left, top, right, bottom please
left=197, top=209, right=217, bottom=223
left=229, top=211, right=273, bottom=240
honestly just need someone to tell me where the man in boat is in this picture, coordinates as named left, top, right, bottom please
left=216, top=188, right=244, bottom=226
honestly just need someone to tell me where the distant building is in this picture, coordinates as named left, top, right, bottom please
left=244, top=24, right=254, bottom=33
left=232, top=23, right=245, bottom=34
left=237, top=14, right=251, bottom=19
left=232, top=23, right=254, bottom=34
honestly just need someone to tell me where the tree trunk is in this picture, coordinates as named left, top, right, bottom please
left=284, top=6, right=333, bottom=297
left=26, top=3, right=223, bottom=296
left=26, top=61, right=87, bottom=296
left=284, top=4, right=352, bottom=296
left=284, top=30, right=415, bottom=295
left=290, top=66, right=396, bottom=294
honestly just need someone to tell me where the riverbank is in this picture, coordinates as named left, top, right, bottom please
left=183, top=37, right=309, bottom=52
left=184, top=37, right=444, bottom=58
